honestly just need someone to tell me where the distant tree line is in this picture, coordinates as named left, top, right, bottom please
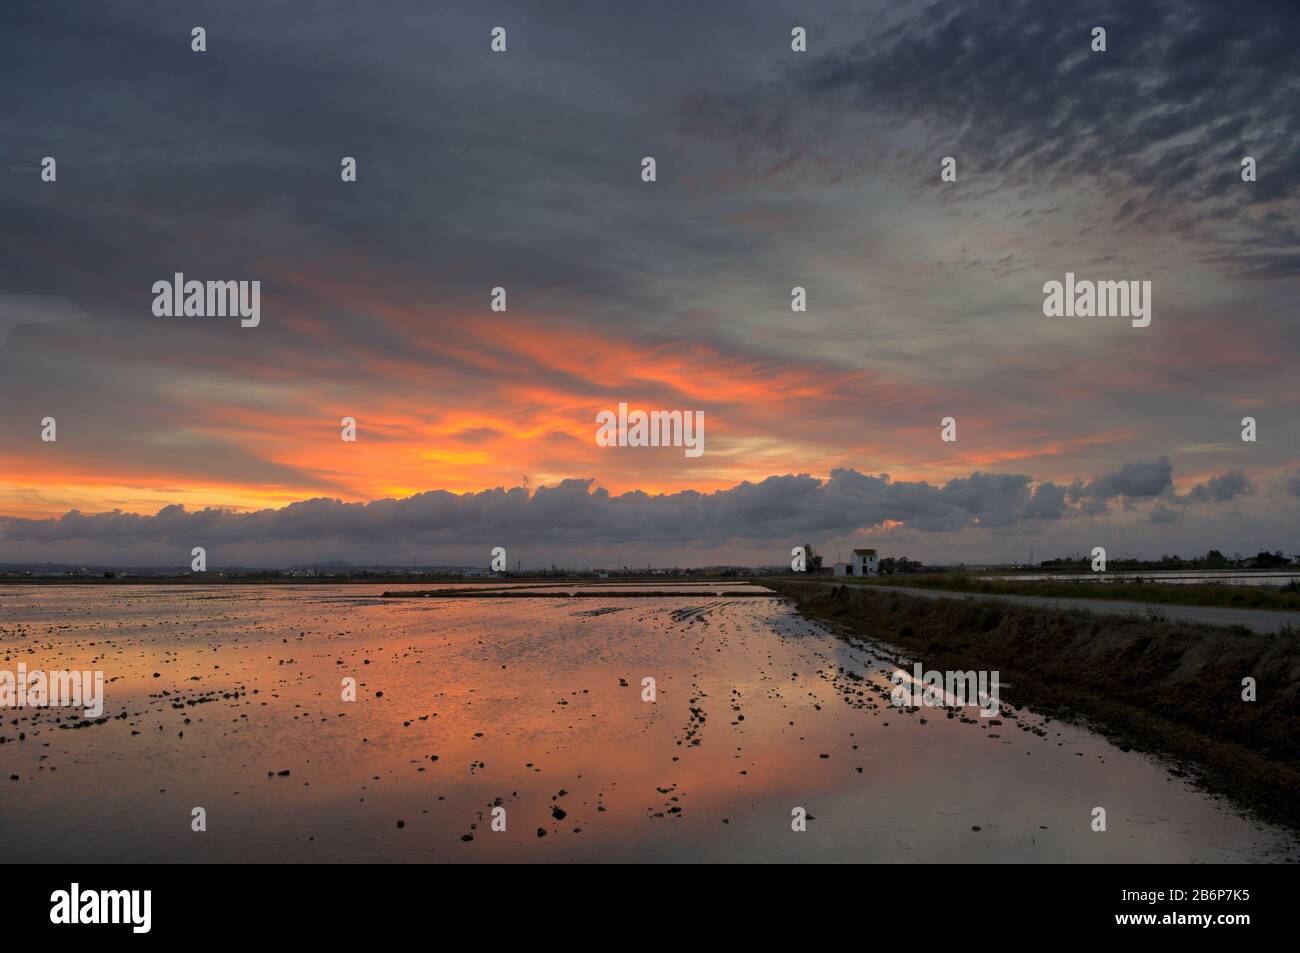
left=1038, top=550, right=1295, bottom=571
left=878, top=556, right=925, bottom=574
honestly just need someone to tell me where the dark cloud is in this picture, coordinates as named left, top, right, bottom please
left=0, top=461, right=1251, bottom=566
left=1186, top=469, right=1254, bottom=504
left=0, top=0, right=800, bottom=347
left=0, top=295, right=84, bottom=349
left=1021, top=481, right=1068, bottom=521
left=688, top=0, right=1300, bottom=275
left=1078, top=458, right=1174, bottom=501
left=1149, top=502, right=1180, bottom=524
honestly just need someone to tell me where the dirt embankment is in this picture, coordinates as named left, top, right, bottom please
left=768, top=579, right=1300, bottom=833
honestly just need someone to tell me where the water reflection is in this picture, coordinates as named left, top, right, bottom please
left=0, top=584, right=1294, bottom=862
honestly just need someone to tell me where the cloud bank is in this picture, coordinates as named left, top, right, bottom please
left=0, top=461, right=1268, bottom=567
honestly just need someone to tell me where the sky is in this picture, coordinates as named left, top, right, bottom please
left=0, top=0, right=1297, bottom=568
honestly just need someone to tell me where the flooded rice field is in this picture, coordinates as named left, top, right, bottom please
left=1, top=584, right=1295, bottom=862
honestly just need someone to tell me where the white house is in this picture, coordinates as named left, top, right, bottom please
left=833, top=548, right=879, bottom=577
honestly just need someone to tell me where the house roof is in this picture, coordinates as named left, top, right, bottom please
left=853, top=548, right=877, bottom=555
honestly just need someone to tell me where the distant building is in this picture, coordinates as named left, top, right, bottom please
left=462, top=567, right=490, bottom=578
left=833, top=548, right=879, bottom=577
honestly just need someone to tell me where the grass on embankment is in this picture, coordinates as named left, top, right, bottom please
left=768, top=578, right=1300, bottom=835
left=838, top=572, right=1300, bottom=612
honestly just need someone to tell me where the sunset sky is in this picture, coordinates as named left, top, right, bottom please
left=1, top=0, right=1297, bottom=567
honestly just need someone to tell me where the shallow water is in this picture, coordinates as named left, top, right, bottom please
left=1, top=584, right=1295, bottom=862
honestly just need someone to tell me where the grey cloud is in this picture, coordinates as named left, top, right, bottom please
left=688, top=0, right=1300, bottom=276
left=1186, top=469, right=1254, bottom=504
left=0, top=296, right=85, bottom=348
left=0, top=0, right=800, bottom=357
left=1149, top=502, right=1180, bottom=524
left=0, top=462, right=1237, bottom=565
left=1021, top=481, right=1068, bottom=521
left=1079, top=458, right=1174, bottom=501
